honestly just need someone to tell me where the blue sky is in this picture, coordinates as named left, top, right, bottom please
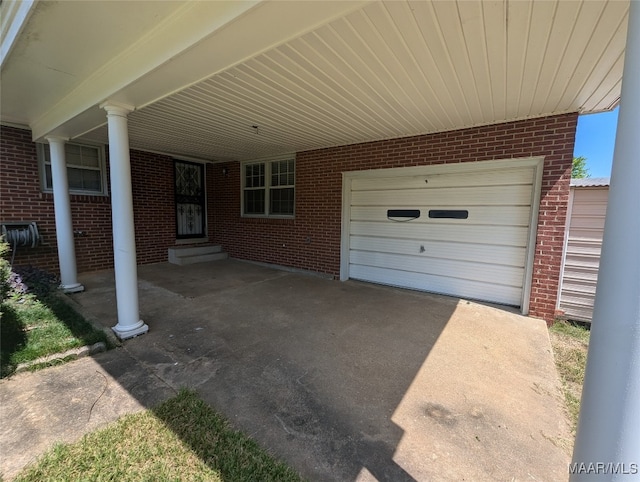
left=573, top=107, right=619, bottom=178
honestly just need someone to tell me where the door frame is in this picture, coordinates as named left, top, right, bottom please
left=174, top=159, right=207, bottom=240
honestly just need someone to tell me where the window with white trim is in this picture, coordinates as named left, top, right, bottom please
left=242, top=158, right=295, bottom=217
left=38, top=142, right=107, bottom=195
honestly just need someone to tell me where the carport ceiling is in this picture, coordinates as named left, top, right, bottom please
left=1, top=0, right=629, bottom=162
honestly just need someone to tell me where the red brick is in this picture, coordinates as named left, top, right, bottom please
left=1, top=113, right=577, bottom=323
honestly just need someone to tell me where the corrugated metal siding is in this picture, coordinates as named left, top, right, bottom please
left=348, top=167, right=534, bottom=306
left=559, top=187, right=609, bottom=322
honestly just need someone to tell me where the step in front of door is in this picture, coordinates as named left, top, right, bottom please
left=168, top=245, right=228, bottom=265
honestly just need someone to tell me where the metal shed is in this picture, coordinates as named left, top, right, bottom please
left=558, top=178, right=610, bottom=322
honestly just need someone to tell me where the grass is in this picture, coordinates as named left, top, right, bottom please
left=0, top=292, right=110, bottom=378
left=549, top=319, right=590, bottom=434
left=14, top=389, right=304, bottom=482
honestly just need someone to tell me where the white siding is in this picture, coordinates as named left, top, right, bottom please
left=559, top=186, right=609, bottom=322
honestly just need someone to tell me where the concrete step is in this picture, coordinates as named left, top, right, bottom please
left=172, top=252, right=229, bottom=266
left=168, top=245, right=227, bottom=265
left=169, top=245, right=223, bottom=257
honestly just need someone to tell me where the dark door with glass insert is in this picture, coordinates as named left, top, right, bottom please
left=174, top=160, right=206, bottom=239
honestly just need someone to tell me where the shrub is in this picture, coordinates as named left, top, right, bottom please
left=0, top=240, right=11, bottom=301
left=0, top=239, right=58, bottom=301
left=9, top=266, right=58, bottom=299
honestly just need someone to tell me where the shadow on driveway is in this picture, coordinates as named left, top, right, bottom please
left=0, top=260, right=571, bottom=481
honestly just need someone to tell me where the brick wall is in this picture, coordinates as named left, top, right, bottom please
left=1, top=126, right=84, bottom=272
left=130, top=150, right=175, bottom=265
left=212, top=113, right=578, bottom=322
left=0, top=125, right=196, bottom=273
left=2, top=113, right=575, bottom=322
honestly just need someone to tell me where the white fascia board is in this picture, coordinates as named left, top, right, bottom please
left=0, top=0, right=37, bottom=68
left=31, top=0, right=370, bottom=141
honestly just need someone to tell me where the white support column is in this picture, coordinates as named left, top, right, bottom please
left=571, top=1, right=640, bottom=479
left=46, top=136, right=84, bottom=294
left=101, top=101, right=148, bottom=340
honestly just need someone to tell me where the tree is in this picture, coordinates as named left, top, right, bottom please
left=572, top=156, right=590, bottom=178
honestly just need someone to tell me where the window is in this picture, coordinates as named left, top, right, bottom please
left=242, top=158, right=295, bottom=217
left=38, top=142, right=106, bottom=195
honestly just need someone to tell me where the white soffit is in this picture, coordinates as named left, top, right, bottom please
left=1, top=0, right=630, bottom=162
left=18, top=0, right=368, bottom=141
left=0, top=1, right=188, bottom=124
left=81, top=0, right=629, bottom=162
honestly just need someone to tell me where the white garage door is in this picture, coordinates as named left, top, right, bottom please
left=342, top=160, right=542, bottom=308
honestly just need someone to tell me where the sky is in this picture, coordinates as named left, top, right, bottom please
left=573, top=106, right=619, bottom=178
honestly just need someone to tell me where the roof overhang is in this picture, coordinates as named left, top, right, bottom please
left=0, top=0, right=630, bottom=161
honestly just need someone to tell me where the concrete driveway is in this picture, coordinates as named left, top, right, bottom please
left=1, top=259, right=572, bottom=481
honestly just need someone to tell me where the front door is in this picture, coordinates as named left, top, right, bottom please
left=174, top=160, right=206, bottom=239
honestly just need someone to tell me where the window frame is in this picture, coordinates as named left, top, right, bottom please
left=241, top=155, right=295, bottom=218
left=37, top=141, right=108, bottom=196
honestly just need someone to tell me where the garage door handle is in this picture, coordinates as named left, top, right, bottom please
left=387, top=209, right=420, bottom=221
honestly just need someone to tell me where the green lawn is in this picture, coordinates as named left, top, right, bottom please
left=14, top=390, right=304, bottom=482
left=1, top=291, right=110, bottom=378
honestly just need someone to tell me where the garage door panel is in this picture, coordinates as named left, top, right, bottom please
left=350, top=221, right=529, bottom=246
left=350, top=250, right=524, bottom=286
left=345, top=162, right=538, bottom=308
left=351, top=205, right=530, bottom=225
left=351, top=168, right=534, bottom=191
left=351, top=185, right=532, bottom=206
left=349, top=265, right=522, bottom=306
left=350, top=236, right=526, bottom=266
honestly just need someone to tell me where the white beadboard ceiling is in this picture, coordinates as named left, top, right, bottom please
left=1, top=0, right=630, bottom=162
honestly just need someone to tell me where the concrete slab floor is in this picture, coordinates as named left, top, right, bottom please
left=0, top=259, right=572, bottom=481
